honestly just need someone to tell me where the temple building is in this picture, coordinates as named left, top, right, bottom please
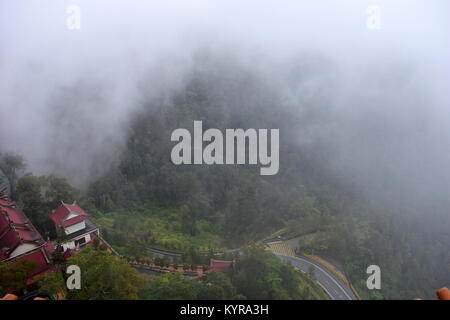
left=48, top=201, right=99, bottom=252
left=1, top=191, right=116, bottom=296
left=0, top=193, right=52, bottom=277
left=209, top=259, right=234, bottom=273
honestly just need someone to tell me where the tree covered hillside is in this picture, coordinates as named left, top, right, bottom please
left=84, top=63, right=450, bottom=300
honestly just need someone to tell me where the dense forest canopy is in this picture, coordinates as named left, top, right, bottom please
left=79, top=61, right=449, bottom=299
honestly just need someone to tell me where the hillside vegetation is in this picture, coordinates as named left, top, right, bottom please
left=82, top=65, right=449, bottom=299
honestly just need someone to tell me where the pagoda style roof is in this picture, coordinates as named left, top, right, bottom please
left=0, top=193, right=47, bottom=263
left=48, top=201, right=90, bottom=228
left=209, top=259, right=234, bottom=272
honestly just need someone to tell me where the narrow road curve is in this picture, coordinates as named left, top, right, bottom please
left=275, top=254, right=357, bottom=300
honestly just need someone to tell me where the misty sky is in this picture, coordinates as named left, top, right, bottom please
left=1, top=0, right=449, bottom=210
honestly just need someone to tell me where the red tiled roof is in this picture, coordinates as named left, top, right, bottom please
left=0, top=192, right=51, bottom=276
left=0, top=211, right=9, bottom=231
left=210, top=259, right=234, bottom=272
left=13, top=249, right=50, bottom=276
left=0, top=199, right=11, bottom=207
left=2, top=206, right=27, bottom=224
left=62, top=214, right=88, bottom=227
left=63, top=203, right=86, bottom=214
left=1, top=197, right=46, bottom=261
left=0, top=228, right=21, bottom=259
left=26, top=265, right=59, bottom=286
left=15, top=226, right=40, bottom=241
left=48, top=202, right=89, bottom=227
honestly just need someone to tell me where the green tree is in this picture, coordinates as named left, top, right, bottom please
left=232, top=245, right=307, bottom=300
left=200, top=270, right=236, bottom=299
left=0, top=153, right=25, bottom=200
left=37, top=271, right=66, bottom=298
left=66, top=246, right=146, bottom=300
left=140, top=273, right=203, bottom=300
left=0, top=260, right=37, bottom=296
left=16, top=173, right=79, bottom=238
left=40, top=175, right=80, bottom=209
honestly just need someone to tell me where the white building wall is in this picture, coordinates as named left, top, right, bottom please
left=64, top=221, right=86, bottom=235
left=61, top=233, right=92, bottom=251
left=9, top=243, right=38, bottom=258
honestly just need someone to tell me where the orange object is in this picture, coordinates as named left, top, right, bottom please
left=0, top=293, right=19, bottom=300
left=33, top=297, right=47, bottom=300
left=436, top=287, right=450, bottom=300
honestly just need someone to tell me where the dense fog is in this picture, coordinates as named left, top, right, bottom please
left=1, top=0, right=449, bottom=215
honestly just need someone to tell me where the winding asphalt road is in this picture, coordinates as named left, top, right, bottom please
left=275, top=254, right=357, bottom=300
left=145, top=246, right=357, bottom=300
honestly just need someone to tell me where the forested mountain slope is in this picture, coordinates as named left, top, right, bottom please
left=85, top=62, right=449, bottom=299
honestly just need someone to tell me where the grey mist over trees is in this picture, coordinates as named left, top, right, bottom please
left=1, top=0, right=449, bottom=193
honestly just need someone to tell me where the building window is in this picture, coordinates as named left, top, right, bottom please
left=75, top=237, right=86, bottom=247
